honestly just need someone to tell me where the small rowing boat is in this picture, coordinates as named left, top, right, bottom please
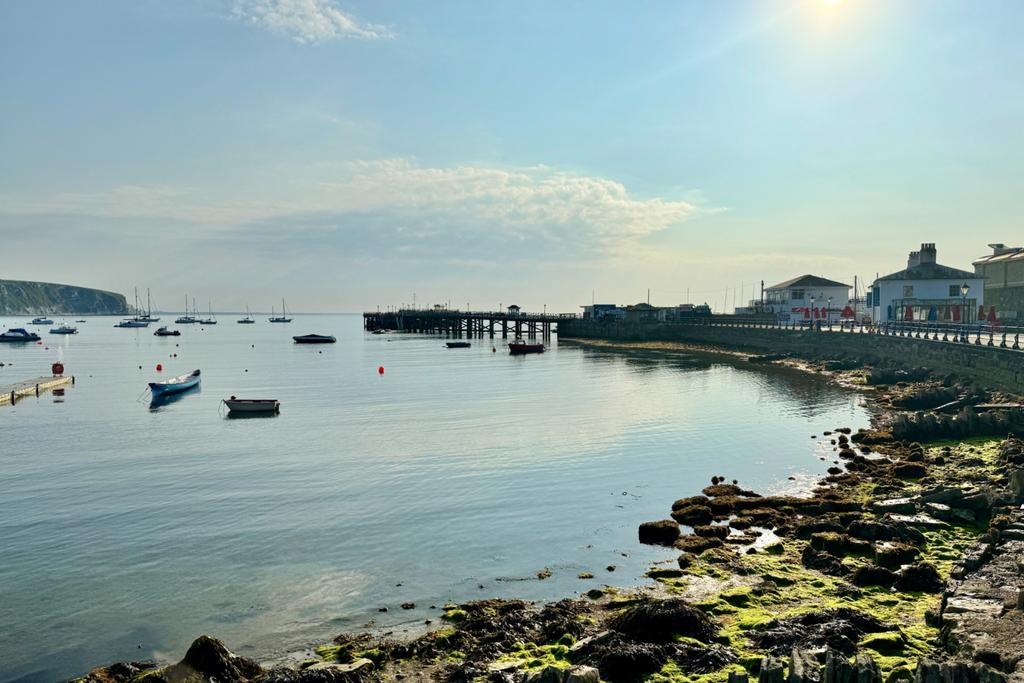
left=223, top=396, right=280, bottom=415
left=508, top=338, right=544, bottom=355
left=446, top=341, right=471, bottom=348
left=149, top=369, right=201, bottom=397
left=293, top=334, right=336, bottom=344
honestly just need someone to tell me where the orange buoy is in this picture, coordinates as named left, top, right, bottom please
left=156, top=363, right=163, bottom=371
left=378, top=366, right=384, bottom=375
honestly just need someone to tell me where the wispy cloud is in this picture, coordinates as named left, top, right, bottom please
left=0, top=160, right=697, bottom=261
left=230, top=0, right=393, bottom=43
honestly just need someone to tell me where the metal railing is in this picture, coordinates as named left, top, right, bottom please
left=616, top=316, right=1024, bottom=352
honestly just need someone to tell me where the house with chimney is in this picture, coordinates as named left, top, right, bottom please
left=869, top=243, right=983, bottom=324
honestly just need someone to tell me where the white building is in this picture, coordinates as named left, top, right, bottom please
left=869, top=243, right=983, bottom=324
left=763, top=275, right=852, bottom=324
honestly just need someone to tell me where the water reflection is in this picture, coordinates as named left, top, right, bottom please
left=148, top=385, right=201, bottom=411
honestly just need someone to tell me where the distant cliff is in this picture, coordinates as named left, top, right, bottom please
left=0, top=279, right=128, bottom=315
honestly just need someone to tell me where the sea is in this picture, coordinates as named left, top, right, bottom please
left=0, top=314, right=870, bottom=682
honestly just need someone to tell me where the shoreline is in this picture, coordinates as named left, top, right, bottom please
left=78, top=344, right=1024, bottom=683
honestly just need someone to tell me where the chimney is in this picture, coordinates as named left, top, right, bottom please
left=907, top=250, right=921, bottom=268
left=919, top=243, right=937, bottom=264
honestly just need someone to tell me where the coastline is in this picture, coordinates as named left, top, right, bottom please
left=77, top=344, right=1024, bottom=683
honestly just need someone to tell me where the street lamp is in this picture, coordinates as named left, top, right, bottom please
left=960, top=283, right=970, bottom=342
left=827, top=296, right=833, bottom=331
left=810, top=296, right=816, bottom=330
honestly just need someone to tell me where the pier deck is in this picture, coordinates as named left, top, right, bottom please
left=1, top=375, right=74, bottom=406
left=364, top=309, right=577, bottom=338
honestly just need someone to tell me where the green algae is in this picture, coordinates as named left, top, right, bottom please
left=495, top=641, right=572, bottom=671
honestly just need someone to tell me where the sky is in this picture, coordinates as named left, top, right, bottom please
left=1, top=0, right=1022, bottom=313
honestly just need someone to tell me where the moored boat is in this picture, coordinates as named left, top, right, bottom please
left=114, top=319, right=149, bottom=328
left=30, top=317, right=54, bottom=325
left=149, top=369, right=201, bottom=397
left=293, top=334, right=336, bottom=344
left=237, top=305, right=255, bottom=324
left=446, top=341, right=471, bottom=348
left=223, top=396, right=280, bottom=415
left=269, top=298, right=293, bottom=323
left=508, top=338, right=544, bottom=355
left=154, top=326, right=180, bottom=337
left=0, top=328, right=41, bottom=342
left=50, top=325, right=78, bottom=335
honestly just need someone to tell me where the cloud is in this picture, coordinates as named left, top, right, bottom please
left=230, top=0, right=393, bottom=43
left=0, top=160, right=697, bottom=265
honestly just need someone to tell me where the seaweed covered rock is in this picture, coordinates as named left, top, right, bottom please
left=895, top=563, right=942, bottom=593
left=570, top=631, right=734, bottom=683
left=749, top=608, right=888, bottom=656
left=874, top=541, right=920, bottom=569
left=608, top=598, right=717, bottom=643
left=671, top=505, right=714, bottom=526
left=851, top=565, right=898, bottom=588
left=638, top=520, right=680, bottom=545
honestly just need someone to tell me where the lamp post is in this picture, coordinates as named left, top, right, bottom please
left=827, top=296, right=833, bottom=331
left=960, top=283, right=970, bottom=343
left=810, top=296, right=816, bottom=330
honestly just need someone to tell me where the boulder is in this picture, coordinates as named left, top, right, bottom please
left=608, top=598, right=717, bottom=643
left=809, top=532, right=848, bottom=555
left=801, top=546, right=847, bottom=576
left=173, top=635, right=262, bottom=682
left=759, top=656, right=786, bottom=683
left=894, top=463, right=928, bottom=479
left=675, top=534, right=724, bottom=553
left=788, top=648, right=821, bottom=683
left=525, top=666, right=565, bottom=683
left=639, top=520, right=680, bottom=546
left=895, top=563, right=942, bottom=593
left=871, top=498, right=916, bottom=515
left=565, top=665, right=601, bottom=683
left=694, top=524, right=731, bottom=539
left=874, top=542, right=920, bottom=569
left=672, top=495, right=709, bottom=511
left=851, top=565, right=898, bottom=588
left=672, top=505, right=714, bottom=526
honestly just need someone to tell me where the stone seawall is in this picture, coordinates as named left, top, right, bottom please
left=558, top=321, right=1024, bottom=394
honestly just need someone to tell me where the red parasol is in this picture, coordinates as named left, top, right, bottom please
left=987, top=306, right=997, bottom=323
left=904, top=306, right=914, bottom=321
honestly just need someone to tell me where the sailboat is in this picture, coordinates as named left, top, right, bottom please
left=200, top=301, right=218, bottom=325
left=175, top=295, right=198, bottom=324
left=237, top=305, right=256, bottom=324
left=115, top=288, right=150, bottom=327
left=268, top=298, right=293, bottom=323
left=133, top=288, right=160, bottom=322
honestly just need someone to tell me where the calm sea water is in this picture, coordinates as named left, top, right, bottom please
left=0, top=314, right=869, bottom=682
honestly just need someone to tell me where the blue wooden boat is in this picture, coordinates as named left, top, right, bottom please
left=149, top=369, right=201, bottom=397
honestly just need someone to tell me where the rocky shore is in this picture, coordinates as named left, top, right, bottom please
left=78, top=352, right=1024, bottom=683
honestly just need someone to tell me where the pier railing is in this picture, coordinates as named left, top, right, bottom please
left=617, top=317, right=1024, bottom=352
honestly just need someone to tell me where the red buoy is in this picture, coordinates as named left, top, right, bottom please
left=378, top=366, right=384, bottom=375
left=52, top=362, right=64, bottom=376
left=156, top=363, right=163, bottom=372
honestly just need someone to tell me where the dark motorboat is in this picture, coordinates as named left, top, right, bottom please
left=446, top=341, right=471, bottom=348
left=0, top=328, right=41, bottom=342
left=293, top=334, right=336, bottom=344
left=154, top=326, right=181, bottom=337
left=50, top=325, right=78, bottom=335
left=30, top=317, right=54, bottom=325
left=508, top=338, right=544, bottom=355
left=149, top=369, right=201, bottom=397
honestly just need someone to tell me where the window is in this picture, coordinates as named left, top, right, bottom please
left=790, top=289, right=804, bottom=300
left=949, top=285, right=961, bottom=297
left=903, top=285, right=914, bottom=298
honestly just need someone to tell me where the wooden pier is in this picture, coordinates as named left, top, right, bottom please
left=1, top=375, right=74, bottom=406
left=363, top=308, right=577, bottom=339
